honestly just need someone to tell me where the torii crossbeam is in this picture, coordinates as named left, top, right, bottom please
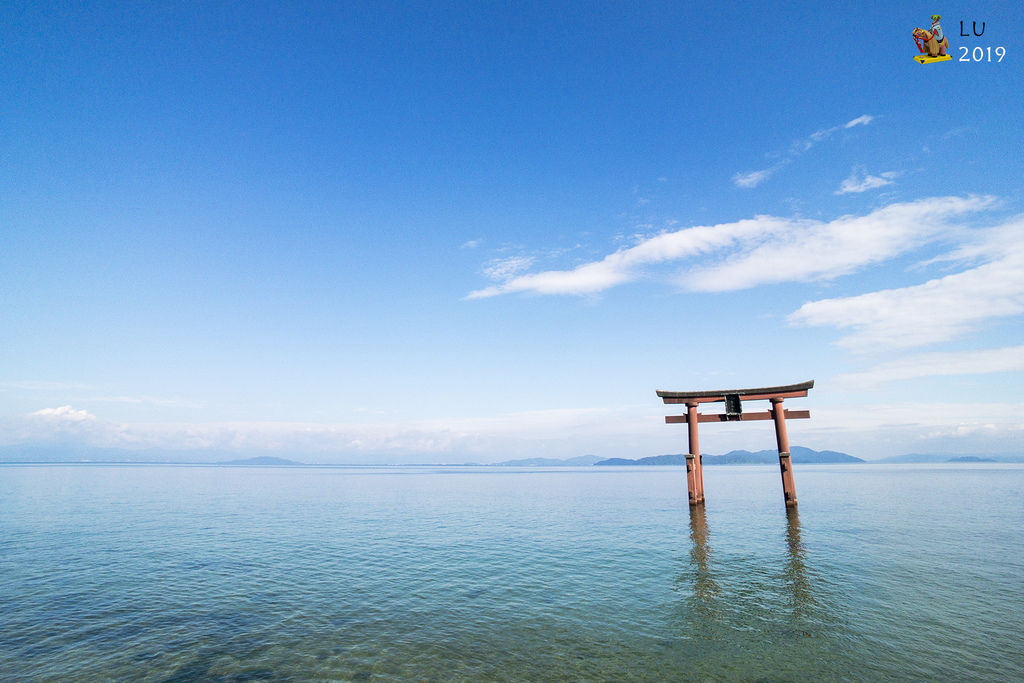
left=656, top=380, right=814, bottom=507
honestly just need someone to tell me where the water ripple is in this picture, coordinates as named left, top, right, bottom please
left=1, top=464, right=1022, bottom=680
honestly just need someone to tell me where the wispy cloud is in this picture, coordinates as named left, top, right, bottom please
left=0, top=380, right=91, bottom=391
left=835, top=345, right=1024, bottom=387
left=789, top=216, right=1024, bottom=351
left=1, top=381, right=199, bottom=409
left=835, top=167, right=899, bottom=194
left=482, top=255, right=535, bottom=282
left=803, top=401, right=1024, bottom=447
left=83, top=395, right=201, bottom=407
left=733, top=114, right=875, bottom=188
left=732, top=163, right=787, bottom=189
left=805, top=114, right=874, bottom=147
left=941, top=126, right=971, bottom=139
left=467, top=195, right=995, bottom=298
left=844, top=115, right=874, bottom=128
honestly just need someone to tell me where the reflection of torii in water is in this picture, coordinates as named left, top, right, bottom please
left=913, top=14, right=951, bottom=63
left=783, top=508, right=813, bottom=617
left=686, top=505, right=719, bottom=614
left=678, top=507, right=815, bottom=627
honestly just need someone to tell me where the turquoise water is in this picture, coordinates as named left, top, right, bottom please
left=2, top=463, right=1022, bottom=680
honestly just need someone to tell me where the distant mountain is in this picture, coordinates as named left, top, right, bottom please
left=217, top=456, right=304, bottom=466
left=876, top=452, right=1024, bottom=463
left=712, top=446, right=863, bottom=465
left=494, top=455, right=604, bottom=467
left=594, top=446, right=863, bottom=466
left=595, top=454, right=687, bottom=466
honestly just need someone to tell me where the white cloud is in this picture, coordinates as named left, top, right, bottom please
left=4, top=405, right=665, bottom=462
left=13, top=405, right=121, bottom=446
left=835, top=167, right=899, bottom=194
left=31, top=405, right=96, bottom=422
left=468, top=195, right=996, bottom=298
left=684, top=195, right=993, bottom=291
left=460, top=239, right=482, bottom=249
left=468, top=257, right=634, bottom=298
left=5, top=399, right=1021, bottom=462
left=807, top=401, right=1023, bottom=433
left=835, top=345, right=1024, bottom=387
left=799, top=401, right=1024, bottom=457
left=789, top=217, right=1024, bottom=351
left=919, top=217, right=1019, bottom=266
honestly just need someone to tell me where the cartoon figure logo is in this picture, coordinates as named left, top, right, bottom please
left=913, top=14, right=952, bottom=63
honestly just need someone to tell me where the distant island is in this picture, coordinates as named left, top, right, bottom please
left=945, top=456, right=997, bottom=463
left=493, top=455, right=603, bottom=467
left=216, top=456, right=304, bottom=466
left=595, top=446, right=864, bottom=466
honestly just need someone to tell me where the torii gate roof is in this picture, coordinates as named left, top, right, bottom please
left=656, top=380, right=814, bottom=403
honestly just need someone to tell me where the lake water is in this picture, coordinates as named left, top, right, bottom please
left=2, top=463, right=1022, bottom=680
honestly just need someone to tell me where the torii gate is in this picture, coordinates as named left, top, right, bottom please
left=656, top=380, right=814, bottom=507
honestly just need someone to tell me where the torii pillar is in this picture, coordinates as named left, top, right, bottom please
left=685, top=402, right=705, bottom=505
left=657, top=381, right=813, bottom=508
left=771, top=397, right=798, bottom=507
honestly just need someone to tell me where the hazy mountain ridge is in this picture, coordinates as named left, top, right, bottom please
left=218, top=456, right=304, bottom=466
left=876, top=452, right=1024, bottom=463
left=595, top=446, right=864, bottom=466
left=2, top=446, right=1020, bottom=466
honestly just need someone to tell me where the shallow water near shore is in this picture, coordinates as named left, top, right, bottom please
left=2, top=462, right=1022, bottom=680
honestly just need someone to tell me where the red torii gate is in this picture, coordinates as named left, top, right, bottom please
left=656, top=380, right=814, bottom=507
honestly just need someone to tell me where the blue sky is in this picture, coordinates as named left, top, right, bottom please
left=3, top=2, right=1022, bottom=462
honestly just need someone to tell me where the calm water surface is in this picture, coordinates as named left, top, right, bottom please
left=2, top=463, right=1022, bottom=680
